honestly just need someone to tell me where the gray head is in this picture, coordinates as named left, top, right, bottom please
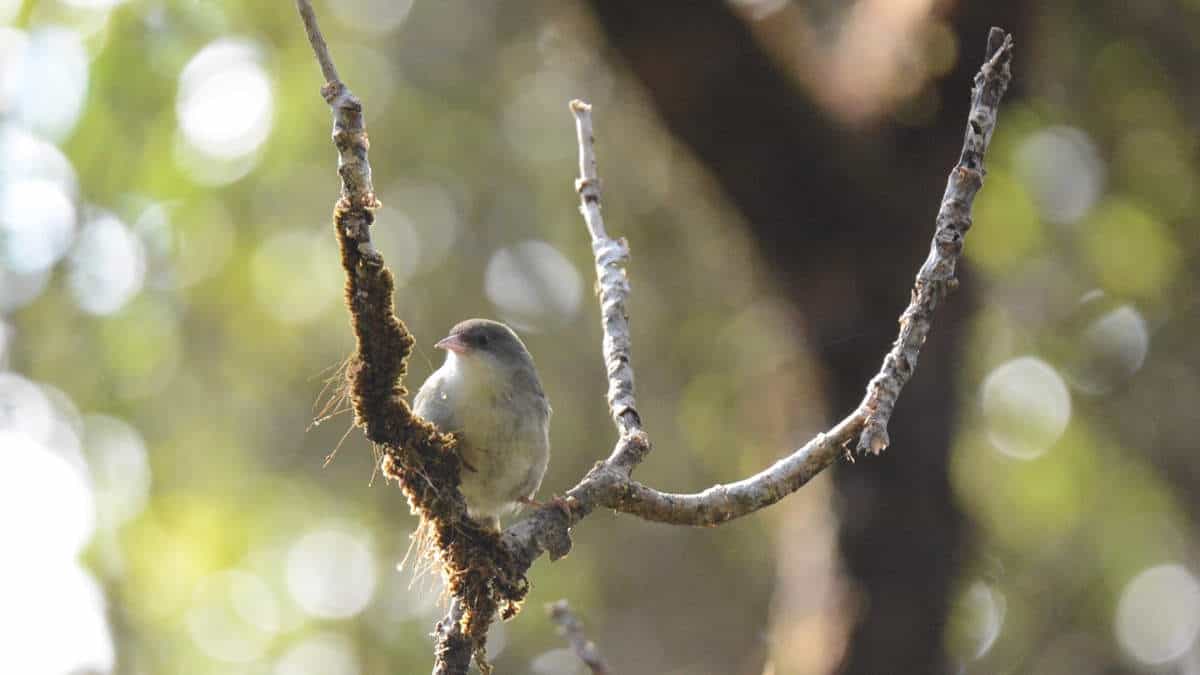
left=434, top=319, right=536, bottom=371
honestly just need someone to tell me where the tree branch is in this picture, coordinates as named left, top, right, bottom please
left=547, top=600, right=611, bottom=674
left=856, top=27, right=1015, bottom=454
left=596, top=413, right=863, bottom=525
left=295, top=4, right=527, bottom=674
left=297, top=2, right=1013, bottom=667
left=571, top=100, right=643, bottom=447
left=433, top=600, right=472, bottom=675
left=295, top=0, right=339, bottom=83
left=502, top=26, right=1013, bottom=564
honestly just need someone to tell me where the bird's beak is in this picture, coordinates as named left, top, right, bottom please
left=435, top=334, right=469, bottom=354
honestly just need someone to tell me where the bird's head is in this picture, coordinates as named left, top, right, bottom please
left=434, top=318, right=536, bottom=378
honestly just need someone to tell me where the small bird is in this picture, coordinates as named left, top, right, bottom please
left=413, top=319, right=552, bottom=532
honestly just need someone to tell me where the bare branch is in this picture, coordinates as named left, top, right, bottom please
left=856, top=27, right=1015, bottom=454
left=598, top=413, right=863, bottom=525
left=504, top=27, right=1013, bottom=563
left=295, top=5, right=520, bottom=675
left=295, top=0, right=339, bottom=83
left=433, top=600, right=473, bottom=675
left=298, top=5, right=1013, bottom=668
left=547, top=600, right=611, bottom=674
left=571, top=100, right=642, bottom=449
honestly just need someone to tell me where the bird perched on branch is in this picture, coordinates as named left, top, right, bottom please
left=414, top=319, right=552, bottom=532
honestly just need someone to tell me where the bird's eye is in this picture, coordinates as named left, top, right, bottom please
left=478, top=333, right=490, bottom=346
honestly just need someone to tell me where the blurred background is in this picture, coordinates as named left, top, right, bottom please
left=2, top=0, right=1198, bottom=673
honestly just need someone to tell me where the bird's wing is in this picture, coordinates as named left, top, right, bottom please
left=511, top=366, right=551, bottom=419
left=413, top=375, right=457, bottom=434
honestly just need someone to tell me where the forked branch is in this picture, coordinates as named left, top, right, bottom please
left=295, top=3, right=527, bottom=674
left=294, top=3, right=1014, bottom=671
left=507, top=27, right=1012, bottom=541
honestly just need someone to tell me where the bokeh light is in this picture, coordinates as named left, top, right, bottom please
left=0, top=429, right=94, bottom=562
left=251, top=229, right=343, bottom=324
left=0, top=560, right=114, bottom=675
left=502, top=70, right=581, bottom=164
left=0, top=27, right=23, bottom=97
left=981, top=356, right=1071, bottom=460
left=60, top=0, right=127, bottom=9
left=0, top=122, right=78, bottom=192
left=0, top=266, right=49, bottom=313
left=135, top=201, right=236, bottom=289
left=177, top=40, right=274, bottom=161
left=1066, top=299, right=1149, bottom=395
left=186, top=570, right=281, bottom=663
left=0, top=124, right=79, bottom=310
left=286, top=527, right=378, bottom=619
left=0, top=27, right=89, bottom=141
left=0, top=416, right=113, bottom=675
left=1081, top=198, right=1181, bottom=298
left=0, top=373, right=57, bottom=447
left=484, top=240, right=582, bottom=331
left=368, top=205, right=423, bottom=287
left=40, top=384, right=85, bottom=468
left=969, top=169, right=1042, bottom=274
left=1114, top=564, right=1200, bottom=665
left=730, top=0, right=791, bottom=21
left=329, top=0, right=414, bottom=35
left=384, top=179, right=463, bottom=275
left=369, top=566, right=443, bottom=630
left=173, top=138, right=263, bottom=186
left=1014, top=126, right=1104, bottom=224
left=0, top=178, right=77, bottom=274
left=948, top=581, right=1006, bottom=661
left=274, top=632, right=360, bottom=675
left=69, top=212, right=147, bottom=315
left=82, top=414, right=151, bottom=529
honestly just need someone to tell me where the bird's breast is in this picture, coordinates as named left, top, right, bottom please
left=415, top=356, right=550, bottom=521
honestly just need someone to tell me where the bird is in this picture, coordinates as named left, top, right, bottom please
left=413, top=319, right=552, bottom=532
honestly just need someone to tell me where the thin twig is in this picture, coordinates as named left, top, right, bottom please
left=295, top=0, right=339, bottom=83
left=548, top=600, right=611, bottom=674
left=294, top=4, right=500, bottom=675
left=596, top=413, right=863, bottom=525
left=856, top=27, right=1014, bottom=454
left=571, top=100, right=643, bottom=448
